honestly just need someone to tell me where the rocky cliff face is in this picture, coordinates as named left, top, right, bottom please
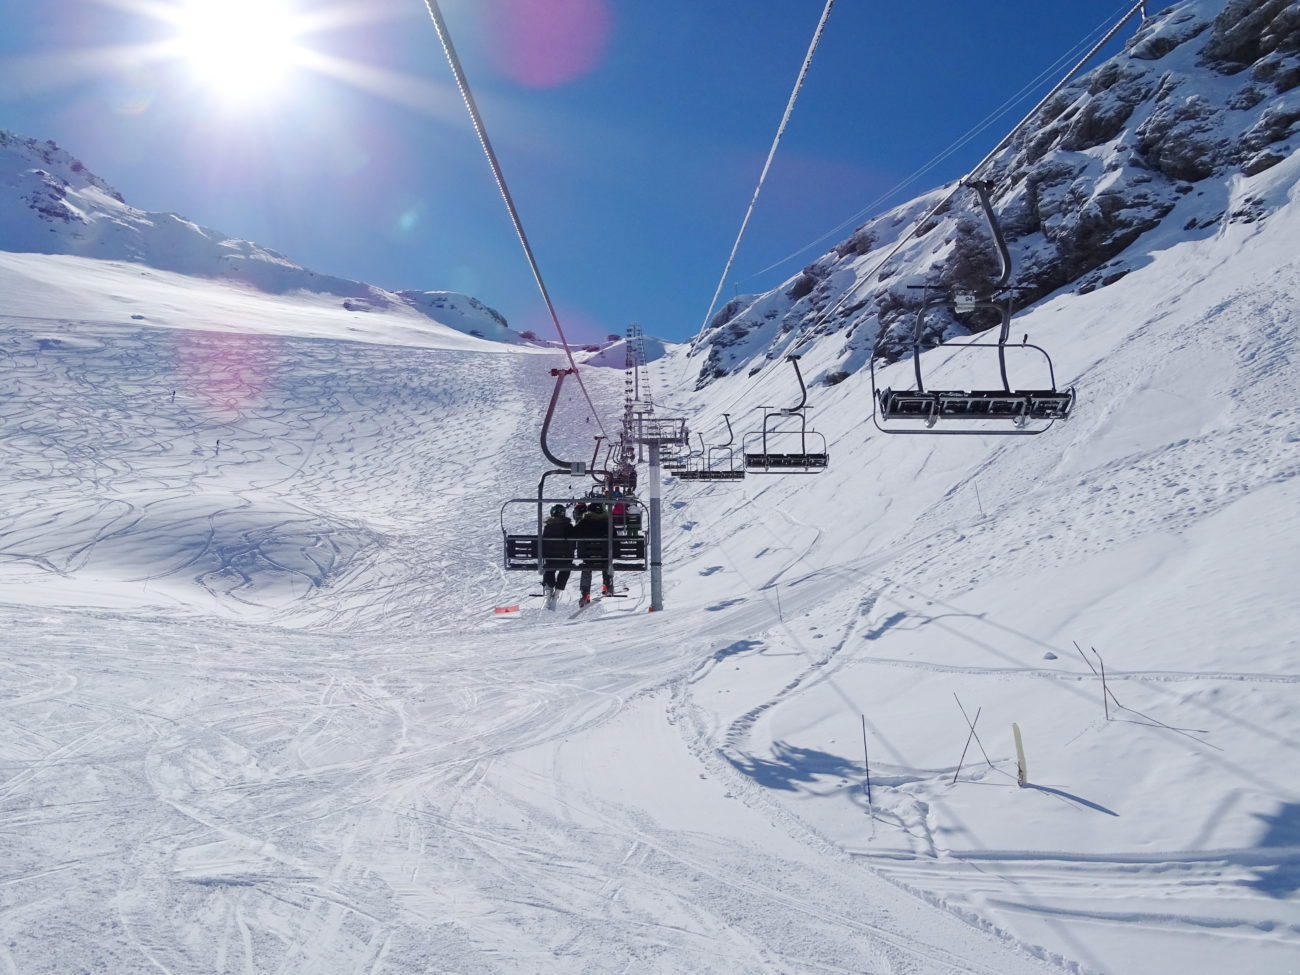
left=687, top=0, right=1300, bottom=387
left=0, top=130, right=518, bottom=343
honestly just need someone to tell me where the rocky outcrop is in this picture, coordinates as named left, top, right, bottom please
left=688, top=0, right=1300, bottom=385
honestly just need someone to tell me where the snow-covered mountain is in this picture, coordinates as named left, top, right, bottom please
left=1, top=1, right=1298, bottom=973
left=687, top=0, right=1300, bottom=386
left=0, top=130, right=523, bottom=346
left=576, top=333, right=675, bottom=367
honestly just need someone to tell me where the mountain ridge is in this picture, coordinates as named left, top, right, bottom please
left=0, top=129, right=526, bottom=347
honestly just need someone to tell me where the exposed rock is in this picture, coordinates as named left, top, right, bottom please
left=1239, top=103, right=1300, bottom=151
left=1201, top=0, right=1299, bottom=70
left=684, top=0, right=1298, bottom=388
left=1242, top=149, right=1289, bottom=173
left=1136, top=93, right=1228, bottom=180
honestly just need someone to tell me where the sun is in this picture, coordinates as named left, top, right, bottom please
left=168, top=0, right=307, bottom=97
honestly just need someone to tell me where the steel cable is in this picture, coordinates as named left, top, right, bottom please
left=694, top=0, right=837, bottom=346
left=420, top=0, right=610, bottom=439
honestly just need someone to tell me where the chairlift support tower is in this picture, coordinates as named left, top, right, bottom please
left=630, top=413, right=690, bottom=611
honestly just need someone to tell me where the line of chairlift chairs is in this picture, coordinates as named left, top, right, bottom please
left=500, top=368, right=651, bottom=580
left=500, top=181, right=1076, bottom=581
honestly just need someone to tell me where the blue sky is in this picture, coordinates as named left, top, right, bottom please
left=0, top=0, right=1140, bottom=343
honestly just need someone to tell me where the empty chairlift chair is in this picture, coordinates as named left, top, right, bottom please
left=743, top=356, right=829, bottom=473
left=701, top=414, right=747, bottom=480
left=672, top=434, right=710, bottom=480
left=870, top=181, right=1075, bottom=435
left=676, top=414, right=745, bottom=481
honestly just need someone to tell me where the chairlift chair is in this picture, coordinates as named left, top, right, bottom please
left=672, top=434, right=710, bottom=480
left=743, top=356, right=829, bottom=473
left=677, top=415, right=746, bottom=481
left=500, top=491, right=647, bottom=573
left=870, top=181, right=1075, bottom=435
left=499, top=367, right=648, bottom=574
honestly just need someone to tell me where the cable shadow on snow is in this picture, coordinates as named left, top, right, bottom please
left=726, top=740, right=860, bottom=793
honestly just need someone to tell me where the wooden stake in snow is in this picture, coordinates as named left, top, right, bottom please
left=1013, top=723, right=1027, bottom=787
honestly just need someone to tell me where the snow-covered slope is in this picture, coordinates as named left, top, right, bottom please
left=0, top=130, right=525, bottom=346
left=649, top=142, right=1300, bottom=975
left=1, top=1, right=1297, bottom=972
left=687, top=0, right=1300, bottom=387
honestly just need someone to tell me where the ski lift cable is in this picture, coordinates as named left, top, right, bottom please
left=819, top=0, right=1149, bottom=354
left=695, top=0, right=837, bottom=345
left=742, top=0, right=1135, bottom=281
left=420, top=0, right=610, bottom=440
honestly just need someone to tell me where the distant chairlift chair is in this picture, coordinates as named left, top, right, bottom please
left=870, top=180, right=1075, bottom=435
left=743, top=356, right=829, bottom=473
left=676, top=414, right=746, bottom=481
left=672, top=434, right=709, bottom=480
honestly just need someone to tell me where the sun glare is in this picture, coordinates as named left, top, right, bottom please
left=170, top=0, right=306, bottom=97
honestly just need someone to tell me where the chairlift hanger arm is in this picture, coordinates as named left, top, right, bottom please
left=785, top=354, right=809, bottom=413
left=588, top=436, right=610, bottom=485
left=964, top=180, right=1012, bottom=292
left=541, top=368, right=584, bottom=472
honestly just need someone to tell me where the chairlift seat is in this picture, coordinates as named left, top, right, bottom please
left=745, top=452, right=829, bottom=470
left=675, top=468, right=746, bottom=480
left=612, top=511, right=642, bottom=534
left=504, top=534, right=541, bottom=570
left=877, top=387, right=1074, bottom=422
left=576, top=536, right=646, bottom=571
left=506, top=534, right=646, bottom=571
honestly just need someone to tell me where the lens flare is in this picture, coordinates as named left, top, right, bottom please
left=172, top=330, right=281, bottom=414
left=488, top=0, right=613, bottom=88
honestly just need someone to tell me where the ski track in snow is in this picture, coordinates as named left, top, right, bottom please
left=0, top=318, right=1068, bottom=974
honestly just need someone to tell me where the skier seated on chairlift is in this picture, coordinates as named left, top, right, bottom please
left=541, top=504, right=573, bottom=610
left=571, top=502, right=614, bottom=605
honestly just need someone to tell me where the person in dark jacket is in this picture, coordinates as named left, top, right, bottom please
left=571, top=502, right=614, bottom=605
left=541, top=504, right=573, bottom=610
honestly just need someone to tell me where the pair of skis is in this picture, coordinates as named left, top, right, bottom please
left=567, top=589, right=627, bottom=618
left=531, top=588, right=626, bottom=617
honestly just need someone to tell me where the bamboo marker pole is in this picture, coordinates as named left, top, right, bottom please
left=1013, top=723, right=1027, bottom=787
